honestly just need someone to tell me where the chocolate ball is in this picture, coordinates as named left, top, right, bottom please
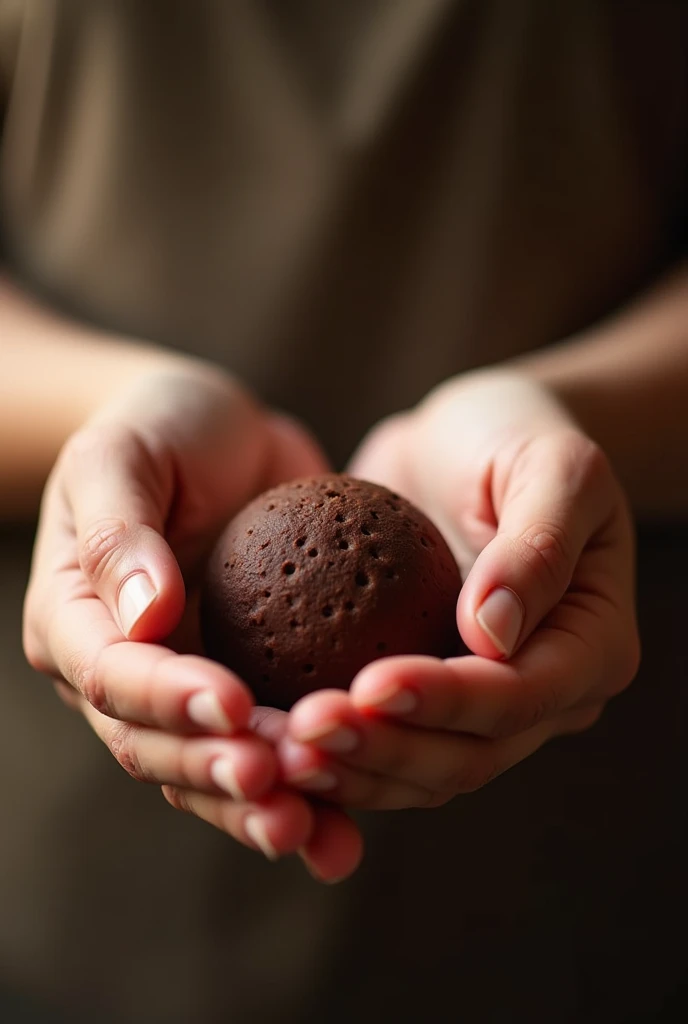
left=200, top=475, right=462, bottom=709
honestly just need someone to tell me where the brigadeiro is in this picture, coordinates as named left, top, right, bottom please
left=200, top=475, right=462, bottom=710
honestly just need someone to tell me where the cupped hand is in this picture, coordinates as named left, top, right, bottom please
left=23, top=363, right=362, bottom=881
left=279, top=372, right=640, bottom=809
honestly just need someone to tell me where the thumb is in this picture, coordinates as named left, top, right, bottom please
left=63, top=427, right=186, bottom=641
left=457, top=434, right=611, bottom=659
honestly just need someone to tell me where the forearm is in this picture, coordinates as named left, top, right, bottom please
left=513, top=262, right=688, bottom=518
left=0, top=273, right=188, bottom=516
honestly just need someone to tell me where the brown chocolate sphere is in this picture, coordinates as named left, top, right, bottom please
left=200, top=475, right=462, bottom=709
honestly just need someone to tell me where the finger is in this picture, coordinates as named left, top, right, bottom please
left=162, top=787, right=315, bottom=860
left=289, top=689, right=601, bottom=796
left=278, top=734, right=435, bottom=809
left=287, top=689, right=483, bottom=792
left=61, top=426, right=185, bottom=641
left=254, top=707, right=414, bottom=810
left=46, top=595, right=254, bottom=731
left=251, top=706, right=290, bottom=743
left=458, top=432, right=622, bottom=658
left=349, top=588, right=635, bottom=740
left=298, top=806, right=364, bottom=883
left=81, top=698, right=278, bottom=798
left=255, top=705, right=411, bottom=805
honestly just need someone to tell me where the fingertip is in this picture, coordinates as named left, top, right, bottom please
left=457, top=570, right=523, bottom=659
left=299, top=808, right=363, bottom=883
left=119, top=561, right=186, bottom=642
left=276, top=734, right=326, bottom=782
left=288, top=689, right=354, bottom=738
left=213, top=738, right=278, bottom=802
left=349, top=655, right=437, bottom=707
left=474, top=586, right=525, bottom=657
left=182, top=661, right=255, bottom=733
left=251, top=706, right=290, bottom=743
left=78, top=517, right=185, bottom=642
left=246, top=792, right=315, bottom=856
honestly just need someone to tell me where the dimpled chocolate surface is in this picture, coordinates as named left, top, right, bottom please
left=200, top=475, right=462, bottom=709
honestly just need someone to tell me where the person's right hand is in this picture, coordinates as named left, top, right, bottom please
left=23, top=363, right=363, bottom=882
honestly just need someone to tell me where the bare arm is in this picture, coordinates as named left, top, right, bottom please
left=515, top=262, right=688, bottom=518
left=0, top=273, right=185, bottom=516
left=4, top=259, right=688, bottom=519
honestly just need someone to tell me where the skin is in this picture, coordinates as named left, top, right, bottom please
left=4, top=263, right=687, bottom=881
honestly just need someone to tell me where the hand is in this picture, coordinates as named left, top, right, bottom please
left=278, top=372, right=640, bottom=809
left=23, top=363, right=362, bottom=881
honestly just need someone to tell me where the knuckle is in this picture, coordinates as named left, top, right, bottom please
left=79, top=518, right=129, bottom=585
left=162, top=786, right=188, bottom=813
left=516, top=520, right=572, bottom=591
left=109, top=724, right=149, bottom=783
left=78, top=652, right=113, bottom=716
left=60, top=638, right=92, bottom=697
left=521, top=687, right=556, bottom=730
left=378, top=744, right=411, bottom=778
left=487, top=704, right=522, bottom=739
left=81, top=671, right=109, bottom=716
left=46, top=607, right=116, bottom=716
left=491, top=692, right=551, bottom=738
left=488, top=665, right=558, bottom=737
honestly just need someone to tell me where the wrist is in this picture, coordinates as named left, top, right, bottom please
left=1, top=272, right=248, bottom=516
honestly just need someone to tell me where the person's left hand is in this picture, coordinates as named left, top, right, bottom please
left=277, top=372, right=640, bottom=809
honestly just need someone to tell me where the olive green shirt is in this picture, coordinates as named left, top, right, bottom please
left=1, top=3, right=687, bottom=1021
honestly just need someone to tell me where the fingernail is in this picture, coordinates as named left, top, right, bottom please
left=298, top=848, right=347, bottom=884
left=118, top=572, right=156, bottom=636
left=366, top=688, right=418, bottom=716
left=476, top=587, right=524, bottom=657
left=187, top=690, right=235, bottom=734
left=245, top=815, right=278, bottom=861
left=296, top=724, right=359, bottom=754
left=210, top=757, right=245, bottom=800
left=289, top=768, right=338, bottom=792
